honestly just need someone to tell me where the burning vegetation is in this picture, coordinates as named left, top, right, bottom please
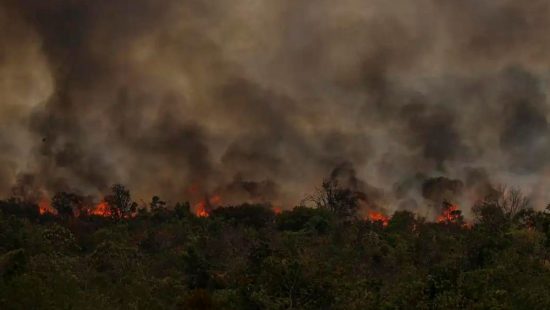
left=436, top=202, right=462, bottom=224
left=38, top=198, right=55, bottom=215
left=23, top=178, right=509, bottom=231
left=367, top=211, right=390, bottom=226
left=88, top=201, right=111, bottom=217
left=1, top=0, right=550, bottom=308
left=193, top=195, right=221, bottom=218
left=1, top=180, right=549, bottom=309
left=20, top=163, right=537, bottom=234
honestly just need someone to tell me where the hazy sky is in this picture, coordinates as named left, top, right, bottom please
left=1, top=1, right=550, bottom=214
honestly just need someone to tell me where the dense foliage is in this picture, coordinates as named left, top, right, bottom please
left=0, top=189, right=549, bottom=309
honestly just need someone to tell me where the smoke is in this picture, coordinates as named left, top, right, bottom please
left=422, top=177, right=464, bottom=206
left=1, top=0, right=550, bottom=212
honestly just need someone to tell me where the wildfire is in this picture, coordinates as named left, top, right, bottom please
left=437, top=203, right=461, bottom=223
left=195, top=201, right=209, bottom=217
left=194, top=195, right=222, bottom=217
left=367, top=211, right=389, bottom=226
left=38, top=198, right=56, bottom=215
left=89, top=201, right=111, bottom=217
left=272, top=207, right=282, bottom=215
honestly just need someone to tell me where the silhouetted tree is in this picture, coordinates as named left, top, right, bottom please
left=276, top=206, right=333, bottom=233
left=309, top=180, right=359, bottom=219
left=104, top=184, right=137, bottom=221
left=472, top=201, right=508, bottom=231
left=211, top=203, right=275, bottom=228
left=51, top=192, right=83, bottom=218
left=175, top=202, right=192, bottom=219
left=149, top=196, right=166, bottom=212
left=484, top=185, right=530, bottom=218
left=0, top=198, right=39, bottom=219
left=388, top=210, right=417, bottom=232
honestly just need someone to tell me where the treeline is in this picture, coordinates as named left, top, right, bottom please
left=0, top=184, right=549, bottom=309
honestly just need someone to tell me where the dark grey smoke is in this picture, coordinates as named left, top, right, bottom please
left=498, top=68, right=550, bottom=173
left=1, top=0, right=550, bottom=212
left=326, top=162, right=386, bottom=214
left=219, top=175, right=280, bottom=204
left=422, top=177, right=464, bottom=206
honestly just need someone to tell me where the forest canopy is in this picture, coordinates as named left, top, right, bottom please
left=0, top=183, right=549, bottom=309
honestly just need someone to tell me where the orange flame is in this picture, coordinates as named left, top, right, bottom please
left=272, top=207, right=282, bottom=215
left=437, top=204, right=460, bottom=223
left=195, top=201, right=209, bottom=217
left=88, top=201, right=112, bottom=217
left=193, top=195, right=222, bottom=217
left=38, top=198, right=56, bottom=215
left=367, top=211, right=389, bottom=226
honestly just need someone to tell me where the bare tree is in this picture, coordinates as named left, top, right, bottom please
left=104, top=184, right=137, bottom=220
left=478, top=185, right=530, bottom=218
left=306, top=180, right=359, bottom=219
left=494, top=185, right=530, bottom=217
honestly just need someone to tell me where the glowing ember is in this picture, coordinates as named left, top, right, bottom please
left=437, top=203, right=461, bottom=223
left=272, top=207, right=282, bottom=215
left=368, top=211, right=389, bottom=226
left=38, top=198, right=56, bottom=215
left=89, top=201, right=112, bottom=217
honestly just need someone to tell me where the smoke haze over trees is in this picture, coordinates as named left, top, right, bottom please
left=2, top=2, right=550, bottom=308
left=1, top=1, right=550, bottom=213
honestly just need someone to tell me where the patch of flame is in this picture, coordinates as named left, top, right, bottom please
left=437, top=204, right=460, bottom=223
left=89, top=201, right=111, bottom=217
left=195, top=201, right=209, bottom=217
left=38, top=199, right=56, bottom=215
left=194, top=195, right=222, bottom=218
left=368, top=211, right=389, bottom=226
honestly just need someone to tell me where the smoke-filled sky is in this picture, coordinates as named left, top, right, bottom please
left=1, top=0, right=550, bottom=213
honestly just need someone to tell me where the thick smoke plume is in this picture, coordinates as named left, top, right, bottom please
left=1, top=1, right=550, bottom=213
